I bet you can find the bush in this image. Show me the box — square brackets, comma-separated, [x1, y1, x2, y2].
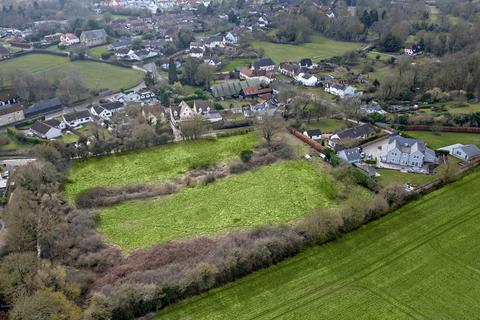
[0, 135, 11, 146]
[214, 102, 224, 110]
[240, 150, 253, 163]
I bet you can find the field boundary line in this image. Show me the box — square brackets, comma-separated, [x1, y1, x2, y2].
[349, 284, 427, 320]
[250, 205, 480, 320]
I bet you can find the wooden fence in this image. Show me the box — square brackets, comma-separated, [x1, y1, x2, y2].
[288, 127, 326, 153]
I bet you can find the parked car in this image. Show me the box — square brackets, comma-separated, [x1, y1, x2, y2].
[2, 170, 10, 178]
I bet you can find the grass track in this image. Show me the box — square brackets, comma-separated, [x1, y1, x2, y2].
[0, 53, 143, 91]
[99, 160, 340, 252]
[156, 170, 480, 319]
[64, 133, 259, 200]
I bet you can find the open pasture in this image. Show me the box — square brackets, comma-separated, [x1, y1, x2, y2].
[64, 133, 259, 200]
[156, 169, 480, 320]
[99, 160, 339, 252]
[0, 53, 143, 91]
[251, 33, 363, 63]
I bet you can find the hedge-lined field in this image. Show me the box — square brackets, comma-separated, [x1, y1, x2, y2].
[156, 169, 480, 319]
[251, 33, 362, 63]
[99, 160, 339, 252]
[407, 131, 480, 149]
[0, 53, 143, 91]
[64, 133, 259, 200]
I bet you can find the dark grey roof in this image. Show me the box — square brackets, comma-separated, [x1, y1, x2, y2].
[64, 110, 91, 122]
[389, 135, 425, 152]
[335, 124, 376, 140]
[31, 121, 51, 135]
[306, 129, 321, 137]
[101, 101, 123, 111]
[26, 98, 62, 117]
[459, 144, 480, 157]
[340, 148, 361, 162]
[92, 105, 104, 114]
[43, 118, 60, 127]
[300, 58, 312, 66]
[254, 58, 275, 69]
[82, 29, 107, 40]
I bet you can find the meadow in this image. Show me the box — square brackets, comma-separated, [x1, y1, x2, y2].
[251, 33, 363, 63]
[0, 53, 143, 91]
[64, 133, 259, 200]
[407, 131, 480, 149]
[99, 160, 339, 252]
[156, 169, 480, 320]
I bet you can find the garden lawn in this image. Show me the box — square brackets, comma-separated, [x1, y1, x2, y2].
[406, 131, 480, 149]
[99, 160, 338, 251]
[64, 133, 259, 200]
[89, 45, 109, 59]
[156, 169, 480, 320]
[305, 119, 347, 133]
[221, 58, 255, 72]
[251, 33, 362, 63]
[0, 53, 143, 91]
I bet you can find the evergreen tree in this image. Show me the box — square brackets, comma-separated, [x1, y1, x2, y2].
[168, 58, 177, 83]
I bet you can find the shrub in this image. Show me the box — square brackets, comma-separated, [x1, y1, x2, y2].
[240, 150, 253, 163]
[0, 135, 11, 146]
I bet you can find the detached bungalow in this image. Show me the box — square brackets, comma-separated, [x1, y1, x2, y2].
[62, 110, 92, 128]
[303, 129, 321, 140]
[439, 144, 480, 161]
[30, 120, 63, 140]
[329, 124, 376, 149]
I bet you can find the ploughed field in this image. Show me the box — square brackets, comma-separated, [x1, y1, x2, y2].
[155, 169, 480, 319]
[99, 160, 339, 252]
[64, 133, 259, 200]
[0, 53, 143, 92]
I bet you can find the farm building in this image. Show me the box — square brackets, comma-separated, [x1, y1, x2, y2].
[0, 104, 24, 126]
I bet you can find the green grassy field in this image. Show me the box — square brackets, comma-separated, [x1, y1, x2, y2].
[99, 160, 339, 251]
[64, 133, 259, 200]
[156, 169, 480, 320]
[304, 119, 347, 133]
[221, 58, 255, 72]
[251, 33, 363, 63]
[407, 131, 480, 149]
[88, 44, 109, 59]
[0, 54, 143, 91]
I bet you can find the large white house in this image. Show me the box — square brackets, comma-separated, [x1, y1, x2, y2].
[380, 135, 436, 168]
[295, 73, 318, 87]
[325, 83, 363, 98]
